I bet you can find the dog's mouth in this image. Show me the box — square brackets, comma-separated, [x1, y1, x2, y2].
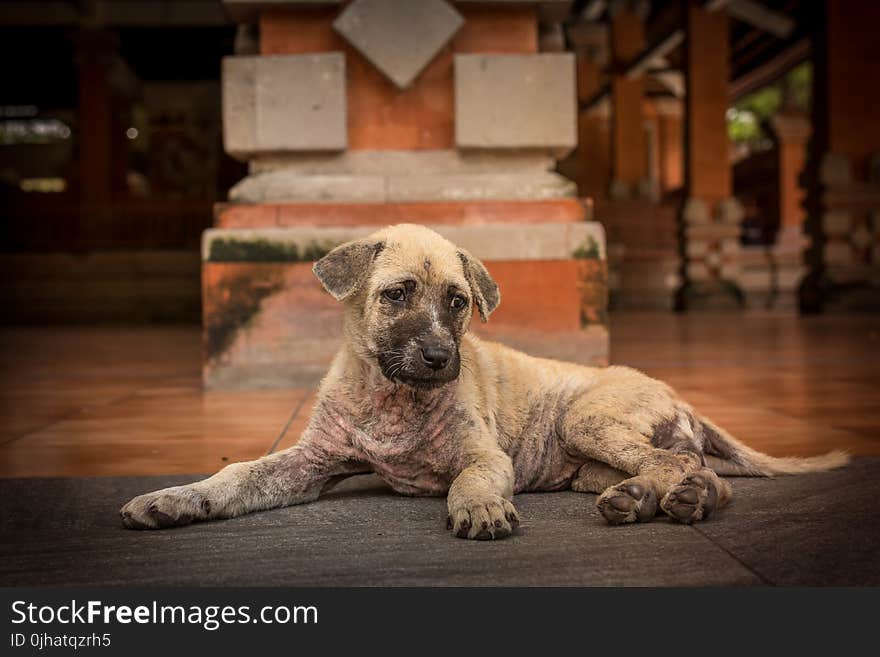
[392, 370, 458, 389]
[377, 352, 461, 389]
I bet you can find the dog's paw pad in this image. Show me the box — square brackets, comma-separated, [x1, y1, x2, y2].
[660, 471, 719, 523]
[597, 479, 658, 525]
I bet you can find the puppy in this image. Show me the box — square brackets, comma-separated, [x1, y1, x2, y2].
[121, 224, 848, 538]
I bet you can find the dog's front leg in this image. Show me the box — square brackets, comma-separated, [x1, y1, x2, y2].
[120, 435, 363, 530]
[446, 448, 519, 540]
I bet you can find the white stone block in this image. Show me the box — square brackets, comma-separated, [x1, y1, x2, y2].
[203, 222, 606, 263]
[686, 241, 709, 258]
[386, 172, 577, 202]
[222, 56, 257, 155]
[682, 197, 710, 225]
[249, 150, 556, 175]
[222, 53, 347, 158]
[720, 238, 741, 256]
[228, 170, 577, 203]
[687, 262, 711, 281]
[716, 197, 745, 225]
[719, 263, 741, 280]
[454, 54, 577, 155]
[229, 173, 385, 203]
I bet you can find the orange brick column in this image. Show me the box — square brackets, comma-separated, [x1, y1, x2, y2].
[685, 4, 730, 207]
[773, 114, 810, 234]
[655, 98, 684, 194]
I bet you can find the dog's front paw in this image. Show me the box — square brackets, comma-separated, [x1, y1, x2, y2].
[120, 486, 211, 530]
[447, 496, 519, 540]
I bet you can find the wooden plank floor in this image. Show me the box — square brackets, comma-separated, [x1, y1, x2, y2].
[0, 313, 878, 478]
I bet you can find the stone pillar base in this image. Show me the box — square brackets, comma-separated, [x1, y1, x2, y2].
[803, 152, 880, 311]
[740, 226, 808, 311]
[600, 198, 680, 311]
[678, 196, 744, 310]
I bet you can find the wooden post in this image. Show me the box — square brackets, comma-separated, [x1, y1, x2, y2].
[574, 55, 612, 201]
[802, 0, 880, 311]
[685, 1, 730, 207]
[74, 30, 116, 245]
[609, 3, 647, 198]
[771, 114, 810, 232]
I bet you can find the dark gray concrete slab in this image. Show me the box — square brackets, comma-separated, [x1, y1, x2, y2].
[694, 457, 880, 586]
[2, 460, 879, 586]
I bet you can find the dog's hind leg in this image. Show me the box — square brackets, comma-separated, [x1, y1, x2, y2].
[570, 459, 627, 493]
[558, 401, 731, 525]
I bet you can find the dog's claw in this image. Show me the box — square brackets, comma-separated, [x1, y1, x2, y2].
[448, 497, 519, 540]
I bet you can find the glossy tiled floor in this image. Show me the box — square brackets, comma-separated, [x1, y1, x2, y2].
[1, 313, 878, 477]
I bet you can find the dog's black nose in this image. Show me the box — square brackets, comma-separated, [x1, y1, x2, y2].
[420, 345, 451, 370]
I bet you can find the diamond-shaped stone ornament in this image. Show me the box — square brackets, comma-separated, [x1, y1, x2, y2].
[333, 0, 464, 89]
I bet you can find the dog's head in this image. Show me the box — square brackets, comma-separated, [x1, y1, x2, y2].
[313, 224, 499, 389]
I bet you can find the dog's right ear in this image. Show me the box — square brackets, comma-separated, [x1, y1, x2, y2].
[458, 249, 500, 322]
[313, 240, 384, 301]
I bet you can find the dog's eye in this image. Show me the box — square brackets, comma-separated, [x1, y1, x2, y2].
[450, 295, 467, 310]
[383, 288, 406, 302]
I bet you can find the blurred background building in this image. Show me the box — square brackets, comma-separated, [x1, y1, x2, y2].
[0, 0, 877, 486]
[1, 0, 878, 386]
[0, 0, 246, 324]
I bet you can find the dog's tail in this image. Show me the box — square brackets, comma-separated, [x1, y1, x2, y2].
[698, 414, 850, 476]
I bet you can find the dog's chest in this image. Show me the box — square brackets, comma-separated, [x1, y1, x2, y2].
[329, 386, 467, 495]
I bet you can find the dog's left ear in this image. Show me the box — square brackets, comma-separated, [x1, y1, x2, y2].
[313, 239, 384, 301]
[458, 249, 500, 322]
